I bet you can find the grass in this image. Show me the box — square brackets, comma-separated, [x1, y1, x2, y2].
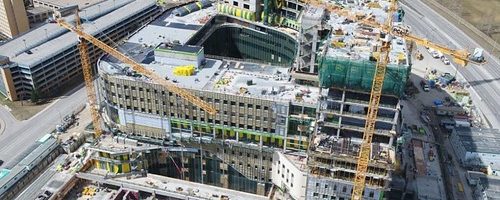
[435, 0, 500, 42]
[0, 93, 54, 121]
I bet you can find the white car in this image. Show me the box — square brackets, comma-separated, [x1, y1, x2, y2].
[441, 57, 450, 65]
[427, 47, 435, 54]
[431, 51, 440, 58]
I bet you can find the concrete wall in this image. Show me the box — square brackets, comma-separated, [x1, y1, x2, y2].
[0, 0, 29, 38]
[271, 152, 307, 200]
[100, 73, 294, 148]
[306, 176, 383, 200]
[154, 48, 205, 68]
[230, 0, 261, 12]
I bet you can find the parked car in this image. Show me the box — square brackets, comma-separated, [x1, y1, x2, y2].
[427, 47, 435, 54]
[441, 56, 450, 65]
[420, 80, 430, 92]
[431, 51, 441, 58]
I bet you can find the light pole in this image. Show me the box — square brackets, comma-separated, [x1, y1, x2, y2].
[22, 39, 27, 49]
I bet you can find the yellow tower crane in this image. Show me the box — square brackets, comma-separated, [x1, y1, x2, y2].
[349, 0, 484, 199]
[53, 9, 217, 138]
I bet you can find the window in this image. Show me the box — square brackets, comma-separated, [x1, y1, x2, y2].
[239, 102, 244, 107]
[223, 100, 228, 104]
[247, 104, 253, 108]
[243, 3, 250, 9]
[233, 1, 238, 6]
[342, 186, 347, 193]
[313, 193, 319, 197]
[325, 184, 328, 188]
[231, 101, 236, 106]
[264, 106, 269, 111]
[323, 195, 328, 199]
[369, 191, 374, 198]
[316, 183, 320, 187]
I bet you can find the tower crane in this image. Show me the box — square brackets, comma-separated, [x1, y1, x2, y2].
[53, 9, 217, 138]
[348, 0, 484, 199]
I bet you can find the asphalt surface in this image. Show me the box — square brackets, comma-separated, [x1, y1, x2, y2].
[401, 0, 500, 129]
[0, 85, 87, 167]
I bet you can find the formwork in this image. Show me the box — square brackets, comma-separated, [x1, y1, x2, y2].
[318, 56, 411, 97]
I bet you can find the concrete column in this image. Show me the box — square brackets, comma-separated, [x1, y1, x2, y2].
[309, 28, 318, 73]
[337, 90, 346, 137]
[221, 174, 229, 188]
[256, 182, 266, 196]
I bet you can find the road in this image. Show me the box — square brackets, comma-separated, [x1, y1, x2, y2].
[0, 85, 87, 167]
[401, 0, 500, 129]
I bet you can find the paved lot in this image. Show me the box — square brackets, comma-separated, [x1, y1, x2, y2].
[0, 84, 89, 167]
[402, 0, 500, 129]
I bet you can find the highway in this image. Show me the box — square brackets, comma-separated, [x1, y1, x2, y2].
[401, 0, 500, 129]
[0, 85, 87, 167]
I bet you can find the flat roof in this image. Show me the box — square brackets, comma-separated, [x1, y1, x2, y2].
[157, 44, 203, 54]
[480, 175, 500, 200]
[125, 6, 217, 47]
[34, 0, 105, 9]
[0, 0, 137, 65]
[454, 128, 500, 154]
[106, 173, 269, 200]
[323, 0, 409, 66]
[100, 7, 323, 105]
[89, 135, 162, 155]
[415, 176, 445, 200]
[0, 136, 58, 194]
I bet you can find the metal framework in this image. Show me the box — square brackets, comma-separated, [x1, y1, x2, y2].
[351, 1, 397, 199]
[350, 0, 483, 198]
[74, 12, 103, 137]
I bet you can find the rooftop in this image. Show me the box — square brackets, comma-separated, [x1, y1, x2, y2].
[0, 135, 58, 195]
[88, 135, 162, 155]
[0, 0, 144, 66]
[100, 7, 323, 105]
[454, 127, 500, 154]
[415, 176, 445, 200]
[125, 5, 217, 47]
[79, 171, 268, 200]
[34, 0, 105, 9]
[324, 0, 409, 66]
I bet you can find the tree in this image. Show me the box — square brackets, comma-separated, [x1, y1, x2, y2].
[31, 88, 40, 104]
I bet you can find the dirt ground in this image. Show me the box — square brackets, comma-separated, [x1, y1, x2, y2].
[0, 94, 53, 120]
[435, 0, 500, 42]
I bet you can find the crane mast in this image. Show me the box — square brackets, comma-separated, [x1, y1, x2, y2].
[54, 9, 217, 138]
[73, 11, 103, 138]
[351, 1, 397, 199]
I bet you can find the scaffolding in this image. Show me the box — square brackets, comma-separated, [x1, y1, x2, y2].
[318, 57, 410, 97]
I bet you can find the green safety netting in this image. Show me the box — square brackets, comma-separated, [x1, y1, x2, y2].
[319, 56, 411, 97]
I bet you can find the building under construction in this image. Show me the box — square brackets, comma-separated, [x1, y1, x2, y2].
[94, 0, 409, 199]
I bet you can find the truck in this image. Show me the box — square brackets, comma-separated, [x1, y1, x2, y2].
[470, 48, 485, 63]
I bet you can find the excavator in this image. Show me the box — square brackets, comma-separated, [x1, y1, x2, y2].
[53, 8, 217, 139]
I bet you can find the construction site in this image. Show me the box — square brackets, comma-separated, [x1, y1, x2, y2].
[0, 0, 492, 199]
